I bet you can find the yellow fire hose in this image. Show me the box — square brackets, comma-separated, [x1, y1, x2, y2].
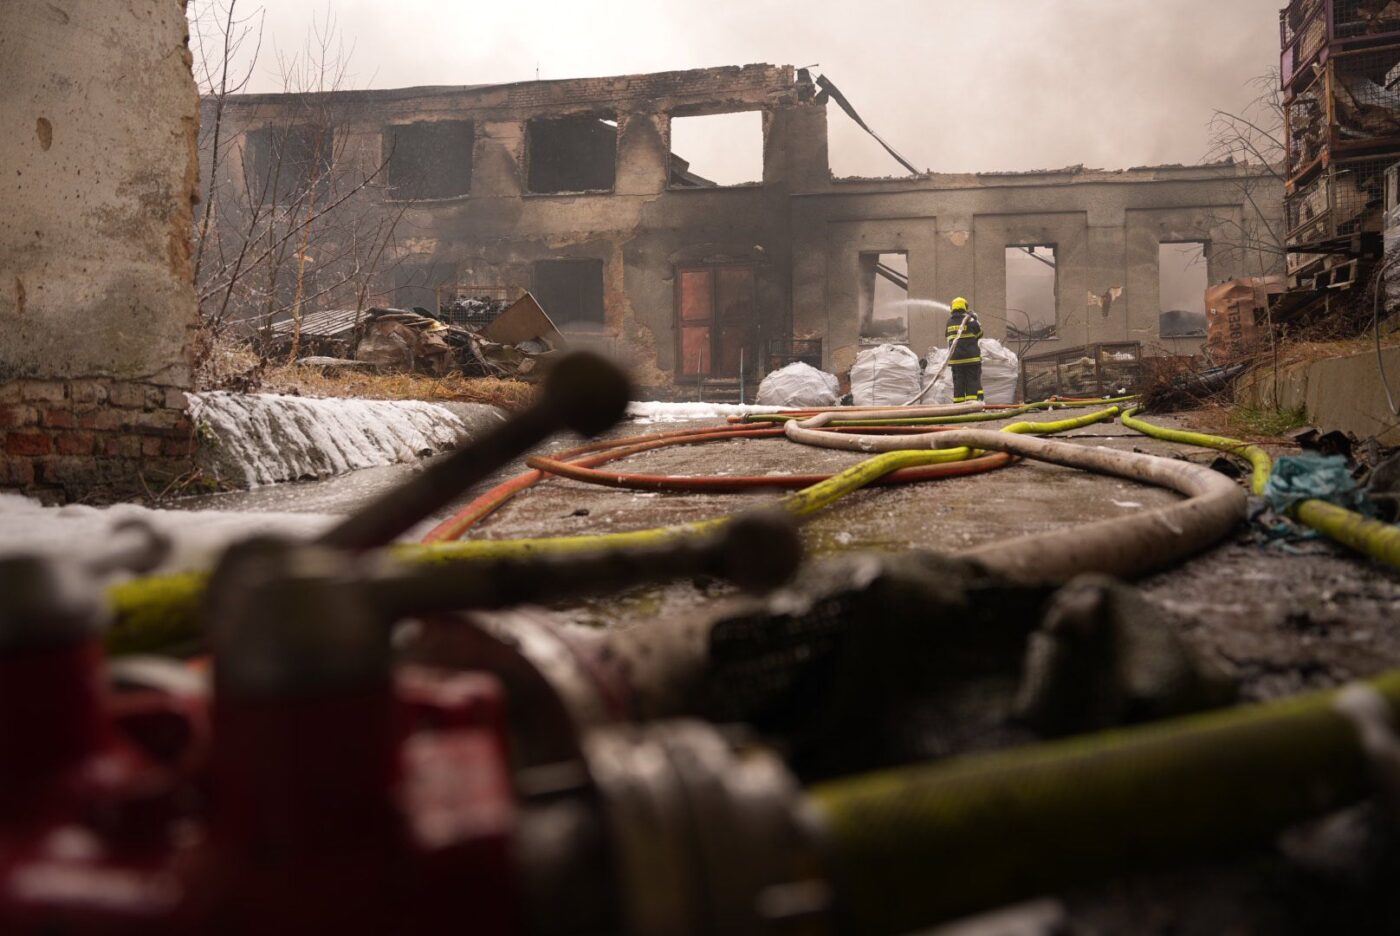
[1122, 407, 1400, 572]
[104, 407, 1120, 654]
[739, 395, 1141, 427]
[810, 668, 1400, 933]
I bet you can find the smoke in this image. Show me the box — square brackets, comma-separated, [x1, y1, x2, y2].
[227, 0, 1281, 181]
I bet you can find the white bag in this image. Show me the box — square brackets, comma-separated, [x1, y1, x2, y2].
[919, 347, 954, 404]
[850, 344, 923, 406]
[921, 339, 1021, 404]
[756, 361, 841, 407]
[979, 338, 1021, 404]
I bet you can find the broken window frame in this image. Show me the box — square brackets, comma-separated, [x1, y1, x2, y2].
[531, 258, 606, 330]
[675, 264, 757, 379]
[857, 251, 910, 343]
[524, 113, 619, 195]
[666, 109, 767, 190]
[244, 123, 334, 205]
[383, 119, 475, 201]
[1157, 240, 1211, 338]
[1004, 244, 1060, 343]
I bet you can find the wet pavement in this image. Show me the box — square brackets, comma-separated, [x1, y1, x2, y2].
[177, 407, 1400, 698]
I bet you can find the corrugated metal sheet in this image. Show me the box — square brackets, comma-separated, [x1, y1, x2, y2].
[268, 309, 366, 338]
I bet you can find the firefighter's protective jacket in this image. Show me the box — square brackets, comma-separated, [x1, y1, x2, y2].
[946, 309, 984, 365]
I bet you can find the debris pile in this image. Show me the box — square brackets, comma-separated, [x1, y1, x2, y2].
[267, 293, 568, 381]
[1022, 342, 1143, 399]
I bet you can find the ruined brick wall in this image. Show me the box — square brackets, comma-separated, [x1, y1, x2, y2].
[210, 64, 821, 396]
[0, 1, 200, 501]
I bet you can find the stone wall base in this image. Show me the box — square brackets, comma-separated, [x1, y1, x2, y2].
[0, 378, 194, 503]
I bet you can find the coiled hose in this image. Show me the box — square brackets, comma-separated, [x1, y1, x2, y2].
[783, 407, 1248, 583]
[1122, 407, 1400, 572]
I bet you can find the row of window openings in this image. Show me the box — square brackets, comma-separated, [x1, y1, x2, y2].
[246, 112, 765, 203]
[858, 243, 1210, 343]
[399, 241, 1208, 349]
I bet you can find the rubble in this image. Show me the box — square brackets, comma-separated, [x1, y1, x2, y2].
[265, 295, 568, 382]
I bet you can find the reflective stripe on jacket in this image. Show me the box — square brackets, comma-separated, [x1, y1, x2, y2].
[946, 309, 983, 364]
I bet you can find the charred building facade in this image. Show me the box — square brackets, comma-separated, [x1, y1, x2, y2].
[206, 65, 1283, 395]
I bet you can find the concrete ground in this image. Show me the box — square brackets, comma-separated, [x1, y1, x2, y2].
[185, 407, 1400, 698]
[177, 406, 1400, 934]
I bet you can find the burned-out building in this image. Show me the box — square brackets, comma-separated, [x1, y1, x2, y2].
[205, 65, 1283, 396]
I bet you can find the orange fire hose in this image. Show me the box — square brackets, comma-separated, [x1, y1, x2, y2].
[525, 450, 1015, 493]
[421, 422, 971, 542]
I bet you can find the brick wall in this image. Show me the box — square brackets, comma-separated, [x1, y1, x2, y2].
[1, 379, 194, 503]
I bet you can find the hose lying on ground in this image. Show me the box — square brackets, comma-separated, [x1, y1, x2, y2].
[809, 668, 1400, 934]
[1120, 407, 1273, 495]
[1123, 407, 1400, 572]
[738, 395, 1141, 428]
[104, 409, 1119, 654]
[784, 408, 1248, 583]
[526, 449, 1013, 493]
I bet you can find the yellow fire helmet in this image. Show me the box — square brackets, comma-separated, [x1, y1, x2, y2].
[951, 297, 969, 312]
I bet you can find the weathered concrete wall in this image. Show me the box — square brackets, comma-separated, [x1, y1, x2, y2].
[792, 167, 1283, 375]
[210, 64, 1280, 393]
[0, 1, 200, 499]
[212, 66, 816, 395]
[1237, 346, 1400, 445]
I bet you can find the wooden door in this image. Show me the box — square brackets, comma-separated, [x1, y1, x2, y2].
[677, 265, 754, 378]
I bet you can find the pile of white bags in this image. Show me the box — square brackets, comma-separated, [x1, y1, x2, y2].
[850, 344, 923, 406]
[919, 338, 1021, 404]
[755, 361, 841, 407]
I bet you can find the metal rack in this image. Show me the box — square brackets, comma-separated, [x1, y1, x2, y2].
[1282, 0, 1400, 96]
[1282, 1, 1400, 302]
[1285, 44, 1400, 189]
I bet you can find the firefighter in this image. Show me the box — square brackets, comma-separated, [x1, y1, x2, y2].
[945, 297, 984, 403]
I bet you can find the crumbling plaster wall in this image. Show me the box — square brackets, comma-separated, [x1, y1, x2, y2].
[792, 167, 1283, 373]
[214, 66, 820, 393]
[1, 1, 200, 500]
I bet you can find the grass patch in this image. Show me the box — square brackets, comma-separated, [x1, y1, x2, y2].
[1226, 405, 1309, 440]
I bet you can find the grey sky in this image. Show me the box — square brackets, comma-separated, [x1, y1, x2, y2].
[213, 0, 1283, 179]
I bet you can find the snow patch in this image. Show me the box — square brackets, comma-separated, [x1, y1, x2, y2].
[190, 391, 466, 487]
[626, 401, 787, 423]
[0, 493, 336, 577]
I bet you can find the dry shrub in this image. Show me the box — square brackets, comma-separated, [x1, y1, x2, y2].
[194, 330, 265, 392]
[262, 364, 538, 411]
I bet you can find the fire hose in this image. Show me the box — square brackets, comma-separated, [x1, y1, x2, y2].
[11, 352, 1400, 934]
[521, 408, 1117, 495]
[735, 394, 1141, 427]
[105, 404, 1122, 655]
[807, 667, 1400, 934]
[782, 408, 1247, 583]
[1121, 407, 1400, 572]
